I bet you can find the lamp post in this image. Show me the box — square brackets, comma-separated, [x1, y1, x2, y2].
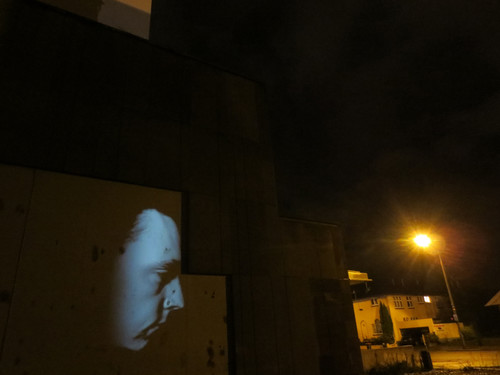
[413, 234, 466, 348]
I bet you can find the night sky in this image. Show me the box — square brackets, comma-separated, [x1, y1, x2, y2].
[107, 0, 500, 332]
[264, 0, 500, 332]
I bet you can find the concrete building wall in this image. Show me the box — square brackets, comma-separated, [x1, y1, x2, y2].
[0, 1, 362, 374]
[360, 346, 424, 371]
[433, 323, 460, 342]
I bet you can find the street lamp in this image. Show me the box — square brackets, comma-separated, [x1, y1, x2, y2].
[413, 234, 466, 348]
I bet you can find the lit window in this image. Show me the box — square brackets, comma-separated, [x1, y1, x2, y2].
[417, 296, 424, 303]
[371, 298, 379, 306]
[424, 296, 431, 303]
[393, 296, 403, 309]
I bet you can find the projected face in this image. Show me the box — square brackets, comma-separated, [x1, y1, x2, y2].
[113, 209, 184, 351]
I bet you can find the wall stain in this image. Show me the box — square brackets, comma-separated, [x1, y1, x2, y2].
[211, 291, 215, 298]
[15, 203, 25, 214]
[14, 357, 20, 365]
[223, 315, 227, 324]
[219, 345, 225, 356]
[207, 340, 215, 368]
[90, 285, 96, 294]
[0, 198, 4, 211]
[0, 290, 11, 303]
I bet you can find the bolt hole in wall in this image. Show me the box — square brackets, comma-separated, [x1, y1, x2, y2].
[0, 164, 228, 375]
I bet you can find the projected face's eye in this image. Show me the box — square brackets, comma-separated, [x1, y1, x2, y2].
[152, 263, 180, 294]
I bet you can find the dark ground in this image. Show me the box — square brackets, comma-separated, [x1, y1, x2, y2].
[428, 370, 500, 375]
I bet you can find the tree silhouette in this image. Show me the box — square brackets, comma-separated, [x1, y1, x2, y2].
[380, 302, 394, 344]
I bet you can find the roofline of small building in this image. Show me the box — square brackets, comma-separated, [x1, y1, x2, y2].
[353, 293, 445, 303]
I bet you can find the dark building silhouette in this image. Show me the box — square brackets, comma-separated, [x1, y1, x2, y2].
[0, 1, 363, 374]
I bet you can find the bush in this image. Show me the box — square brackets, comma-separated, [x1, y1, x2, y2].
[368, 361, 422, 375]
[426, 332, 440, 344]
[364, 335, 394, 346]
[461, 325, 477, 341]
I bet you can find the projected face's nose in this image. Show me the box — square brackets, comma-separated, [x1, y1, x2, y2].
[159, 277, 184, 324]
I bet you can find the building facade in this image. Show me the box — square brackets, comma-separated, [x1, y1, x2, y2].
[353, 294, 460, 345]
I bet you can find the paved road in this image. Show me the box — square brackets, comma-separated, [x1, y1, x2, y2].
[430, 370, 500, 375]
[430, 348, 500, 369]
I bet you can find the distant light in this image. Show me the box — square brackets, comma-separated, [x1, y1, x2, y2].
[424, 296, 431, 303]
[414, 234, 431, 248]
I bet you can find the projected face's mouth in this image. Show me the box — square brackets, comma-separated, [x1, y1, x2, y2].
[135, 324, 160, 341]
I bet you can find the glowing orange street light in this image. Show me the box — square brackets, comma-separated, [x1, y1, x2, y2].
[413, 234, 466, 348]
[414, 234, 431, 248]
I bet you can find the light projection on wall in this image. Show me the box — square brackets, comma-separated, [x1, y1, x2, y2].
[113, 209, 184, 351]
[38, 0, 152, 39]
[0, 165, 228, 375]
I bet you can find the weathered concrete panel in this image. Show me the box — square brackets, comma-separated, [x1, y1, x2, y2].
[361, 347, 423, 372]
[270, 276, 294, 375]
[313, 226, 338, 279]
[190, 67, 222, 132]
[310, 278, 363, 375]
[116, 110, 150, 185]
[234, 200, 251, 275]
[286, 276, 321, 375]
[143, 118, 182, 189]
[232, 274, 258, 375]
[0, 165, 34, 349]
[64, 121, 97, 176]
[282, 222, 322, 278]
[187, 192, 221, 274]
[247, 205, 284, 276]
[181, 126, 219, 195]
[220, 212, 237, 275]
[149, 49, 191, 122]
[252, 275, 279, 375]
[218, 136, 238, 214]
[220, 75, 259, 142]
